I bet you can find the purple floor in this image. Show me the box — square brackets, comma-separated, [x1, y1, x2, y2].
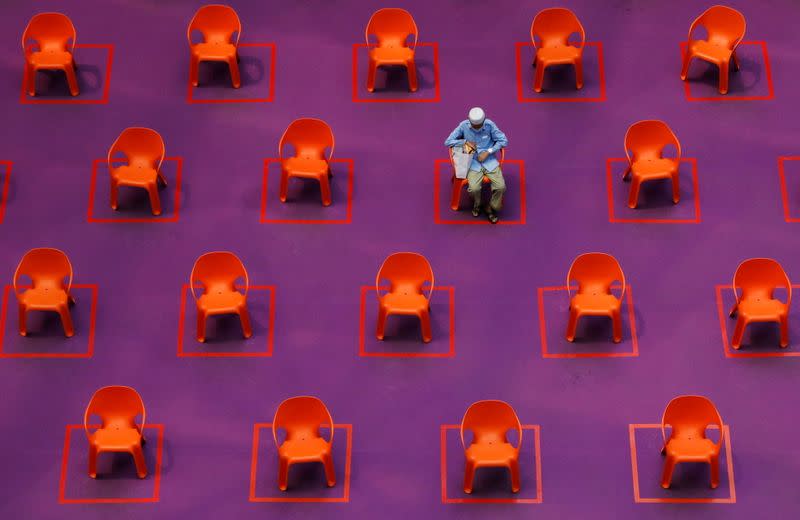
[1, 0, 799, 518]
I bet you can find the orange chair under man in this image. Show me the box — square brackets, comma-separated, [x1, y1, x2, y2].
[108, 127, 167, 215]
[729, 258, 791, 349]
[530, 8, 585, 92]
[22, 12, 79, 97]
[566, 252, 625, 343]
[365, 8, 418, 92]
[279, 118, 335, 206]
[461, 400, 522, 494]
[272, 396, 336, 491]
[623, 120, 682, 209]
[660, 395, 724, 489]
[449, 147, 505, 211]
[375, 252, 434, 343]
[190, 251, 252, 343]
[188, 4, 242, 88]
[84, 385, 148, 479]
[680, 5, 746, 95]
[14, 248, 76, 337]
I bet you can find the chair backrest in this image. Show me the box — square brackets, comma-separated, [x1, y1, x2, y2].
[567, 252, 625, 300]
[188, 4, 241, 46]
[13, 248, 72, 295]
[279, 118, 334, 162]
[460, 400, 522, 450]
[531, 8, 585, 49]
[272, 395, 333, 445]
[22, 12, 76, 53]
[108, 127, 165, 172]
[624, 120, 681, 164]
[190, 251, 249, 301]
[84, 385, 146, 438]
[365, 8, 418, 49]
[661, 395, 723, 448]
[690, 5, 745, 49]
[376, 252, 434, 300]
[733, 258, 791, 306]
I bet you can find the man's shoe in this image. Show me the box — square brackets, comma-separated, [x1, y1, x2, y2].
[487, 208, 499, 224]
[472, 206, 481, 217]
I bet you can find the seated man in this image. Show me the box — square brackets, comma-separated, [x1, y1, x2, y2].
[444, 107, 508, 224]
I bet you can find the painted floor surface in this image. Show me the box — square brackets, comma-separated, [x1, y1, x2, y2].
[1, 0, 799, 518]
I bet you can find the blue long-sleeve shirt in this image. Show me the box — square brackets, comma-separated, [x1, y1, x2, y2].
[444, 119, 508, 172]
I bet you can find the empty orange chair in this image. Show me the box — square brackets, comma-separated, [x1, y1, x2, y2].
[22, 12, 79, 97]
[272, 396, 336, 491]
[188, 4, 242, 88]
[190, 251, 252, 343]
[623, 120, 681, 209]
[365, 8, 418, 92]
[531, 8, 585, 92]
[84, 386, 148, 479]
[108, 128, 167, 215]
[680, 5, 745, 95]
[279, 118, 335, 206]
[566, 253, 625, 343]
[660, 395, 723, 489]
[376, 252, 434, 343]
[449, 148, 505, 211]
[461, 400, 522, 494]
[729, 258, 791, 349]
[14, 248, 75, 337]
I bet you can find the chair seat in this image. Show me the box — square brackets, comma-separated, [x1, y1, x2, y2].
[738, 297, 788, 321]
[283, 157, 329, 177]
[465, 442, 518, 465]
[112, 164, 158, 186]
[19, 287, 68, 308]
[369, 46, 414, 64]
[665, 437, 719, 460]
[192, 42, 237, 60]
[91, 427, 142, 451]
[536, 45, 581, 64]
[28, 50, 73, 68]
[571, 293, 621, 314]
[278, 437, 330, 462]
[380, 292, 428, 314]
[688, 40, 733, 64]
[631, 158, 679, 179]
[198, 290, 245, 314]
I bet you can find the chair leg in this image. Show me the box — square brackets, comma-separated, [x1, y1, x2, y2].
[780, 315, 789, 348]
[628, 177, 642, 209]
[58, 304, 75, 338]
[18, 304, 27, 336]
[406, 59, 418, 92]
[279, 170, 290, 202]
[25, 63, 36, 96]
[509, 459, 521, 493]
[622, 163, 632, 181]
[319, 174, 332, 206]
[680, 53, 694, 81]
[376, 306, 388, 340]
[450, 178, 464, 211]
[718, 60, 730, 95]
[709, 455, 720, 489]
[533, 59, 546, 92]
[131, 444, 148, 479]
[278, 457, 290, 491]
[367, 58, 377, 92]
[419, 309, 432, 343]
[612, 309, 623, 343]
[566, 308, 579, 342]
[190, 56, 199, 87]
[196, 310, 206, 343]
[660, 456, 676, 489]
[238, 306, 253, 339]
[731, 317, 746, 349]
[323, 452, 336, 487]
[64, 64, 79, 97]
[732, 50, 740, 72]
[574, 59, 583, 90]
[88, 445, 99, 478]
[228, 56, 241, 88]
[110, 180, 119, 210]
[463, 460, 476, 494]
[671, 171, 680, 204]
[146, 183, 162, 216]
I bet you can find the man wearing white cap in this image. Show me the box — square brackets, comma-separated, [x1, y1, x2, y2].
[444, 107, 508, 223]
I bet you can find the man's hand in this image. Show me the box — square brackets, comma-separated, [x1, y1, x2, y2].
[477, 151, 490, 162]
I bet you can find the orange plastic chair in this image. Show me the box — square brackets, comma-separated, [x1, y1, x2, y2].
[13, 248, 75, 337]
[22, 12, 79, 97]
[449, 148, 505, 211]
[84, 386, 147, 479]
[279, 118, 335, 206]
[623, 120, 682, 209]
[272, 396, 336, 491]
[376, 252, 434, 343]
[566, 252, 625, 343]
[108, 128, 167, 215]
[460, 400, 522, 494]
[365, 8, 419, 92]
[680, 5, 746, 95]
[531, 8, 585, 92]
[188, 4, 242, 88]
[660, 395, 723, 489]
[729, 258, 791, 349]
[190, 251, 252, 343]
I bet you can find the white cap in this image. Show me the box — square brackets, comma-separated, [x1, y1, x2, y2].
[468, 107, 485, 126]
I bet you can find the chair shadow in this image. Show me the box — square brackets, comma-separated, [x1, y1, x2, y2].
[33, 65, 102, 97]
[197, 56, 264, 88]
[373, 59, 435, 92]
[686, 57, 761, 94]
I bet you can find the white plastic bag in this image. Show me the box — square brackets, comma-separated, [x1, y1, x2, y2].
[451, 145, 474, 179]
